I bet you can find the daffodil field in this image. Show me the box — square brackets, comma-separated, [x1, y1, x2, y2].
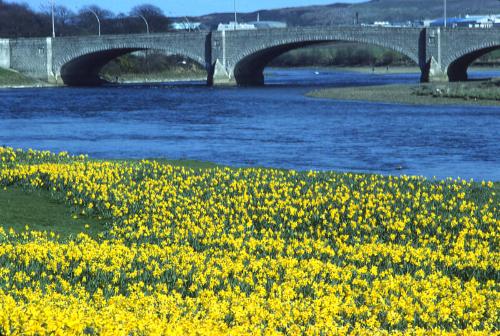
[0, 146, 498, 335]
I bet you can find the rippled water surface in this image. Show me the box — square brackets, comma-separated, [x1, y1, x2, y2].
[1, 68, 499, 180]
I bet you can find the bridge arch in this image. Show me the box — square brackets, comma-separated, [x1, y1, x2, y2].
[446, 42, 500, 81]
[230, 33, 420, 86]
[56, 43, 208, 86]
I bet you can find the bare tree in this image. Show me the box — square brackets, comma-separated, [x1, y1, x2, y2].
[0, 2, 48, 37]
[73, 6, 113, 35]
[130, 4, 170, 33]
[130, 4, 165, 18]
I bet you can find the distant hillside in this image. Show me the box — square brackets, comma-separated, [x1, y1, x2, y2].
[185, 0, 500, 28]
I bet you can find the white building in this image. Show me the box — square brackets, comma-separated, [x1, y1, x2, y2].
[217, 22, 257, 31]
[373, 21, 391, 27]
[217, 14, 287, 31]
[170, 22, 204, 31]
[461, 15, 497, 28]
[247, 13, 287, 29]
[248, 21, 287, 29]
[429, 14, 500, 28]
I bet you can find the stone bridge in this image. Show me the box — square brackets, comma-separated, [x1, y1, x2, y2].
[0, 32, 209, 86]
[0, 26, 499, 86]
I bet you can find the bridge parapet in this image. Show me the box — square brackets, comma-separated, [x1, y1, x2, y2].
[421, 27, 500, 81]
[2, 27, 500, 86]
[52, 32, 210, 85]
[5, 32, 210, 85]
[211, 27, 424, 85]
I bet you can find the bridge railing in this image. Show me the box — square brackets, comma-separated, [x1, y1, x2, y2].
[4, 25, 500, 41]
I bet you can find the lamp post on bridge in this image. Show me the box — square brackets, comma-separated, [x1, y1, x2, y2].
[234, 0, 237, 30]
[138, 15, 150, 34]
[136, 14, 150, 78]
[444, 0, 447, 28]
[51, 0, 55, 38]
[88, 9, 101, 36]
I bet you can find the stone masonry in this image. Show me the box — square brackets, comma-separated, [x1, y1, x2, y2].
[0, 27, 498, 86]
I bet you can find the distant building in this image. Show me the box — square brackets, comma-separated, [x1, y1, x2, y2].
[411, 20, 426, 28]
[373, 21, 391, 27]
[390, 21, 413, 28]
[248, 21, 287, 29]
[217, 14, 287, 31]
[247, 13, 287, 29]
[170, 22, 205, 31]
[429, 14, 500, 28]
[422, 20, 434, 28]
[217, 22, 257, 31]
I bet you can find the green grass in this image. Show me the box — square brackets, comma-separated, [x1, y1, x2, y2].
[414, 80, 500, 101]
[309, 82, 500, 106]
[0, 67, 39, 87]
[0, 186, 106, 239]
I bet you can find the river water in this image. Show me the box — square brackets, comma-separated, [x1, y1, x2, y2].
[0, 68, 499, 181]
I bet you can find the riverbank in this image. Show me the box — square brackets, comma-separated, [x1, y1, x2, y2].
[101, 69, 207, 85]
[109, 77, 207, 84]
[283, 65, 500, 76]
[309, 80, 500, 106]
[0, 68, 207, 89]
[324, 65, 500, 75]
[3, 65, 499, 89]
[0, 68, 51, 88]
[326, 65, 420, 74]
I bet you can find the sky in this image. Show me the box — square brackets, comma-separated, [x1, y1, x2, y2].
[19, 0, 367, 16]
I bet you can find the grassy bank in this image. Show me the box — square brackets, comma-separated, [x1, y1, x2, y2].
[326, 65, 421, 74]
[0, 146, 498, 334]
[100, 69, 207, 84]
[0, 66, 206, 88]
[309, 65, 500, 75]
[101, 53, 207, 84]
[0, 67, 42, 87]
[309, 80, 500, 106]
[414, 79, 500, 102]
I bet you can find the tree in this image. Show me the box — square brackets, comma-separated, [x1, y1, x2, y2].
[53, 6, 75, 36]
[73, 6, 115, 35]
[130, 4, 170, 33]
[130, 4, 164, 18]
[0, 2, 48, 37]
[0, 2, 171, 38]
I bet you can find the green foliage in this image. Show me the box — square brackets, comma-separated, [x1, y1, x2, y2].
[0, 1, 171, 38]
[271, 44, 414, 67]
[309, 82, 500, 107]
[475, 50, 500, 65]
[414, 81, 500, 101]
[101, 52, 205, 80]
[271, 43, 499, 69]
[0, 68, 38, 86]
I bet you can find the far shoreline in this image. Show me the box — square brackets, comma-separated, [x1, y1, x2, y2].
[268, 65, 500, 75]
[0, 67, 208, 89]
[2, 66, 500, 101]
[308, 82, 500, 107]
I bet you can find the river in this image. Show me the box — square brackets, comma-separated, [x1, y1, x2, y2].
[0, 68, 499, 181]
